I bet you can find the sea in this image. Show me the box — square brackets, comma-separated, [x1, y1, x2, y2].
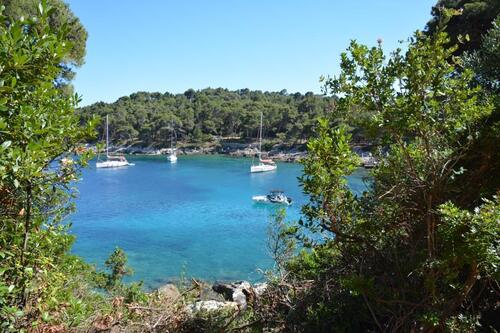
[69, 155, 368, 289]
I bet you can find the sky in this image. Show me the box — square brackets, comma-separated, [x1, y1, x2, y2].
[67, 0, 436, 106]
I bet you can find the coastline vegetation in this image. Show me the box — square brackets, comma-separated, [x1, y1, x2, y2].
[0, 0, 498, 332]
[77, 89, 336, 149]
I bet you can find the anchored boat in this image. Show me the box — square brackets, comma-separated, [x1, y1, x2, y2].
[166, 120, 177, 163]
[252, 190, 292, 205]
[250, 111, 277, 173]
[96, 115, 133, 168]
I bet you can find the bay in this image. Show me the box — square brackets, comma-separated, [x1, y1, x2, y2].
[70, 155, 367, 289]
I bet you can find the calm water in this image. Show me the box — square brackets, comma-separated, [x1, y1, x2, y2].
[70, 155, 367, 289]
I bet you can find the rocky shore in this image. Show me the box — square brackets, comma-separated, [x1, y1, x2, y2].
[96, 141, 376, 166]
[158, 280, 268, 314]
[116, 141, 308, 163]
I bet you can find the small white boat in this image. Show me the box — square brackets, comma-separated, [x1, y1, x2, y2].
[167, 121, 177, 163]
[251, 111, 277, 173]
[252, 190, 292, 205]
[96, 155, 132, 168]
[166, 151, 177, 163]
[96, 115, 133, 169]
[360, 152, 378, 169]
[251, 161, 276, 173]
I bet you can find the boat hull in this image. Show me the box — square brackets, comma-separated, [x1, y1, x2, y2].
[250, 164, 277, 173]
[252, 195, 292, 205]
[252, 195, 268, 202]
[96, 161, 131, 168]
[167, 154, 177, 163]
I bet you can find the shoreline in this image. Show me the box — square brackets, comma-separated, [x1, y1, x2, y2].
[107, 142, 309, 163]
[102, 142, 377, 167]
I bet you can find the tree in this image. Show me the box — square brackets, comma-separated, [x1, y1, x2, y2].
[426, 0, 500, 54]
[0, 3, 96, 328]
[103, 248, 133, 291]
[277, 30, 498, 332]
[1, 0, 88, 90]
[184, 88, 196, 101]
[78, 88, 333, 147]
[266, 209, 296, 276]
[453, 16, 500, 208]
[464, 15, 500, 94]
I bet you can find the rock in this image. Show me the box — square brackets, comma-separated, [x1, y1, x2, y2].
[186, 300, 238, 314]
[254, 282, 268, 296]
[232, 289, 247, 309]
[238, 281, 252, 291]
[212, 283, 235, 300]
[110, 326, 121, 333]
[212, 281, 254, 310]
[158, 283, 180, 301]
[199, 283, 225, 301]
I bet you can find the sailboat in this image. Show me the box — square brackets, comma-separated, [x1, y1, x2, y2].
[166, 121, 177, 163]
[250, 111, 277, 173]
[96, 115, 132, 168]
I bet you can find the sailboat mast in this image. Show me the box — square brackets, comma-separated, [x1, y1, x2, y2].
[170, 121, 173, 150]
[259, 111, 263, 160]
[106, 114, 109, 157]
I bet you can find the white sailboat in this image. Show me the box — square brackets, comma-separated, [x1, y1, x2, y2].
[250, 111, 277, 173]
[166, 121, 177, 163]
[96, 115, 132, 168]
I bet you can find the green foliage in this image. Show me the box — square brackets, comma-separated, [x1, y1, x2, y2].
[426, 0, 500, 55]
[0, 2, 96, 329]
[40, 255, 106, 327]
[438, 197, 499, 279]
[282, 29, 498, 332]
[448, 16, 500, 208]
[1, 0, 88, 91]
[464, 15, 500, 94]
[104, 247, 134, 289]
[90, 247, 149, 307]
[266, 208, 296, 276]
[78, 88, 335, 148]
[298, 119, 359, 245]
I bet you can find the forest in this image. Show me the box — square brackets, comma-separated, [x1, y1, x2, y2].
[78, 89, 335, 147]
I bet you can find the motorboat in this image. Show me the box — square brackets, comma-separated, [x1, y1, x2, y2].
[360, 152, 378, 169]
[252, 190, 292, 205]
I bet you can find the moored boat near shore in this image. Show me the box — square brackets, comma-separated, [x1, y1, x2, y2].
[251, 111, 277, 173]
[96, 115, 133, 168]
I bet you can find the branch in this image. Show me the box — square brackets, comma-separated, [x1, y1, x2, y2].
[362, 293, 384, 332]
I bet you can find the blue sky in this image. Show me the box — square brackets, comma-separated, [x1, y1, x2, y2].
[67, 0, 436, 106]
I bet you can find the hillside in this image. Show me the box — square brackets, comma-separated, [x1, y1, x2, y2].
[77, 88, 335, 148]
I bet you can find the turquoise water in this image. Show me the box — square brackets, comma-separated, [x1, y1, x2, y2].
[70, 155, 367, 289]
